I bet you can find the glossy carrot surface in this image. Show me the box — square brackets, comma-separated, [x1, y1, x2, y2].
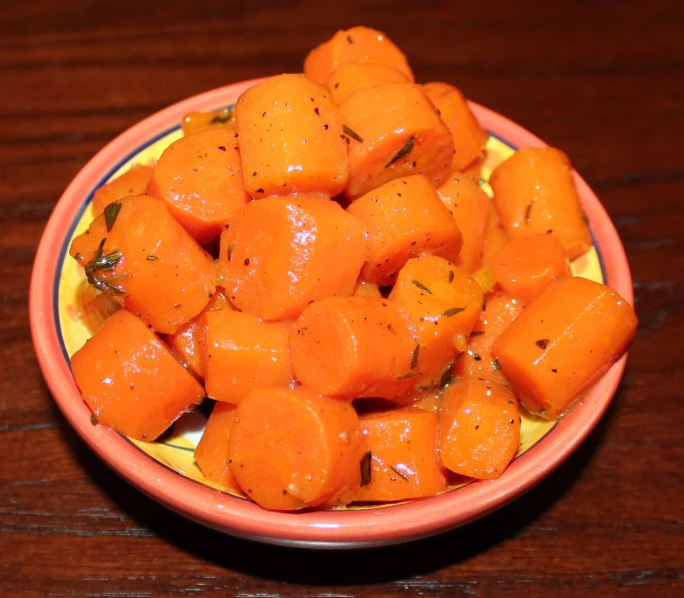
[228, 386, 364, 510]
[219, 195, 367, 321]
[304, 26, 414, 85]
[235, 74, 348, 198]
[492, 277, 638, 417]
[71, 310, 205, 441]
[347, 175, 462, 285]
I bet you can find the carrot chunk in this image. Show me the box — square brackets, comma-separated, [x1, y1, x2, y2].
[70, 195, 216, 334]
[491, 233, 570, 304]
[290, 296, 417, 400]
[165, 288, 233, 378]
[347, 175, 463, 285]
[198, 310, 294, 404]
[71, 310, 205, 440]
[92, 164, 154, 218]
[481, 212, 510, 270]
[181, 106, 234, 137]
[454, 290, 523, 386]
[356, 407, 446, 502]
[219, 195, 367, 321]
[490, 147, 592, 260]
[389, 255, 483, 389]
[325, 62, 409, 104]
[492, 277, 638, 417]
[228, 386, 364, 510]
[304, 26, 414, 85]
[339, 83, 454, 199]
[439, 378, 521, 479]
[438, 174, 493, 273]
[194, 402, 242, 493]
[422, 82, 488, 172]
[235, 74, 348, 198]
[146, 127, 250, 245]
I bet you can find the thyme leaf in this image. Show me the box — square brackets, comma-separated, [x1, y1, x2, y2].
[411, 279, 432, 294]
[104, 202, 122, 232]
[389, 465, 411, 482]
[385, 136, 415, 168]
[411, 344, 420, 370]
[443, 307, 465, 317]
[360, 451, 372, 486]
[342, 125, 364, 143]
[525, 201, 533, 224]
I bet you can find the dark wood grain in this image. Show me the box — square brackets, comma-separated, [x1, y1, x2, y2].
[1, 0, 682, 595]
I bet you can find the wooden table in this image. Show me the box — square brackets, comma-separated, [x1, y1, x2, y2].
[2, 0, 683, 595]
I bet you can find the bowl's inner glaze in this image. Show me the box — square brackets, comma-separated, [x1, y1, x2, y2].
[56, 116, 605, 506]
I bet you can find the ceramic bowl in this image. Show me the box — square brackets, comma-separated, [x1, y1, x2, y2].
[30, 78, 633, 548]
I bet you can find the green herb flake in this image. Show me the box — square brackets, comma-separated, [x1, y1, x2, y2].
[470, 331, 485, 337]
[385, 136, 415, 168]
[360, 451, 372, 486]
[84, 238, 125, 294]
[90, 413, 98, 426]
[209, 107, 232, 124]
[411, 279, 432, 294]
[439, 362, 455, 388]
[342, 125, 364, 143]
[227, 243, 235, 261]
[146, 255, 159, 261]
[525, 201, 533, 224]
[104, 202, 122, 232]
[389, 465, 411, 482]
[448, 270, 454, 283]
[411, 344, 420, 370]
[482, 294, 487, 311]
[443, 307, 465, 318]
[397, 371, 417, 380]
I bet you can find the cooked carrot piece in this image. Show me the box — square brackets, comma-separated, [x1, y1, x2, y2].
[146, 127, 250, 245]
[492, 277, 638, 418]
[219, 195, 366, 321]
[181, 106, 234, 136]
[92, 164, 154, 217]
[481, 212, 509, 270]
[388, 255, 483, 389]
[194, 402, 242, 493]
[347, 175, 463, 285]
[235, 74, 348, 198]
[325, 62, 409, 104]
[490, 147, 592, 260]
[73, 279, 122, 335]
[454, 290, 523, 386]
[439, 377, 521, 479]
[198, 310, 294, 404]
[290, 296, 417, 400]
[71, 310, 205, 441]
[422, 82, 488, 172]
[165, 288, 233, 377]
[491, 233, 570, 304]
[304, 26, 414, 85]
[438, 174, 493, 273]
[353, 279, 383, 298]
[69, 195, 216, 334]
[355, 407, 446, 502]
[339, 83, 454, 199]
[228, 386, 364, 510]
